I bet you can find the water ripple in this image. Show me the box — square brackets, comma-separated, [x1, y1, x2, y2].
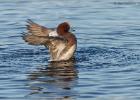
[1, 0, 140, 100]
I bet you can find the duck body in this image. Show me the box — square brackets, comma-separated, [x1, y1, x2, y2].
[23, 20, 77, 61]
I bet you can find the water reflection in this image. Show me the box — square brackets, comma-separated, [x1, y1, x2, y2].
[27, 60, 78, 100]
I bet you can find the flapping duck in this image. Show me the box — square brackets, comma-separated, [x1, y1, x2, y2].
[23, 20, 77, 61]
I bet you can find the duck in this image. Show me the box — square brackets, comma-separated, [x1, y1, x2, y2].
[23, 19, 77, 61]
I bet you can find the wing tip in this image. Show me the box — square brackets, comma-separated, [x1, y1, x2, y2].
[26, 19, 34, 24]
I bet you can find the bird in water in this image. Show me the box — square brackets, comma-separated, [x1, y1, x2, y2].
[23, 19, 77, 61]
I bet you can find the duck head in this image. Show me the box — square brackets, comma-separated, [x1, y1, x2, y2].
[57, 22, 77, 47]
[57, 22, 70, 36]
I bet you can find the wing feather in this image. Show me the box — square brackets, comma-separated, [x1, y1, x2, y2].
[26, 19, 52, 36]
[23, 33, 67, 46]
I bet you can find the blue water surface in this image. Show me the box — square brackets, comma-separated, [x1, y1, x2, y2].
[0, 0, 140, 100]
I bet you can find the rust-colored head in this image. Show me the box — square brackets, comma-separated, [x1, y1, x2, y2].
[57, 22, 70, 36]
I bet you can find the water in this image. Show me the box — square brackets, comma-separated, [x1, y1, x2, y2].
[0, 0, 140, 100]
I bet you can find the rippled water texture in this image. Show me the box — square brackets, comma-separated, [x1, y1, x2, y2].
[0, 0, 140, 100]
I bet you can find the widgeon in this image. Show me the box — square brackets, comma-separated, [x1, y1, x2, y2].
[23, 20, 77, 61]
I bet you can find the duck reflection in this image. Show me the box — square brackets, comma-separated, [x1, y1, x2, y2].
[27, 60, 78, 100]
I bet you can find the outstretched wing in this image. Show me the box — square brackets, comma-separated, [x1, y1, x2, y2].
[23, 33, 67, 45]
[26, 19, 52, 36]
[23, 34, 49, 45]
[23, 33, 67, 60]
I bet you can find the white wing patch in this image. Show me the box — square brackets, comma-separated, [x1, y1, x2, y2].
[49, 31, 58, 37]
